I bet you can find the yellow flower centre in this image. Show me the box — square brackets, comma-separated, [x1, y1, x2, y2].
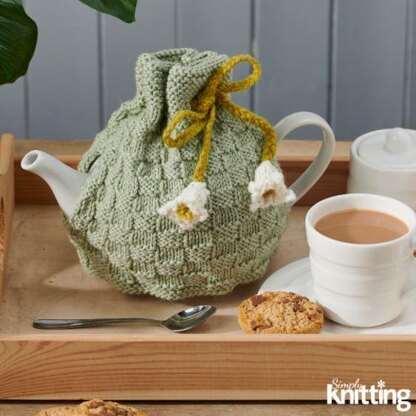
[262, 189, 277, 204]
[176, 203, 193, 221]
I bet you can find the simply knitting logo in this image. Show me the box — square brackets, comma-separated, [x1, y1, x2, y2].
[327, 378, 411, 412]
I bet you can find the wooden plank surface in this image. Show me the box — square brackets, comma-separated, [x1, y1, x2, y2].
[13, 140, 351, 206]
[102, 0, 175, 123]
[0, 401, 402, 415]
[177, 0, 252, 108]
[0, 79, 26, 138]
[2, 1, 416, 140]
[255, 0, 330, 138]
[409, 0, 416, 129]
[24, 0, 101, 139]
[1, 205, 416, 400]
[333, 0, 408, 139]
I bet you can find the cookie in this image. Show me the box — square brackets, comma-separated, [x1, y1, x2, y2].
[36, 406, 75, 416]
[36, 399, 148, 416]
[238, 291, 324, 334]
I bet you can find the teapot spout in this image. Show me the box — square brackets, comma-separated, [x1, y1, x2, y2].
[21, 150, 90, 217]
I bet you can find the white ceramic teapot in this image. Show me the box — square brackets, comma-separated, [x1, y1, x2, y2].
[21, 49, 339, 300]
[21, 112, 336, 217]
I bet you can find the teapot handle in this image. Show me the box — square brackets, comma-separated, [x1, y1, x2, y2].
[274, 111, 336, 205]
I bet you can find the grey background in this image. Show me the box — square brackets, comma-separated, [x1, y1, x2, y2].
[0, 0, 414, 140]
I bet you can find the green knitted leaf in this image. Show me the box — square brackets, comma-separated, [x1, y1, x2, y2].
[78, 0, 138, 23]
[0, 0, 37, 85]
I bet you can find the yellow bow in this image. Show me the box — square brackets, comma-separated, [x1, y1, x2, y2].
[162, 55, 277, 183]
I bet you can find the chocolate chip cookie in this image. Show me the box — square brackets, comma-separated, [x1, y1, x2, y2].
[238, 291, 324, 334]
[36, 399, 148, 416]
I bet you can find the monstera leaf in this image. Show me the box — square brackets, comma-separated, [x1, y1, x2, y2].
[78, 0, 138, 23]
[0, 0, 37, 85]
[0, 0, 138, 85]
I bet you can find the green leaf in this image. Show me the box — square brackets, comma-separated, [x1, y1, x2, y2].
[79, 0, 138, 23]
[0, 0, 37, 85]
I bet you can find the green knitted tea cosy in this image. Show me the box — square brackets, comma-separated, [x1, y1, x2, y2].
[64, 49, 294, 300]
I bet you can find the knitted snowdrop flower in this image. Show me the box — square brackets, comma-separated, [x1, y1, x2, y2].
[248, 161, 296, 213]
[160, 55, 285, 229]
[158, 182, 210, 230]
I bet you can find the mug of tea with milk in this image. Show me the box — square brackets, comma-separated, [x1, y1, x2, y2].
[305, 193, 416, 327]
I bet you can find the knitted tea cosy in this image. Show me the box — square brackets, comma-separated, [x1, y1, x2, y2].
[64, 49, 294, 300]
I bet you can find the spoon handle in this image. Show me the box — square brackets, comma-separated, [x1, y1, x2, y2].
[33, 317, 161, 329]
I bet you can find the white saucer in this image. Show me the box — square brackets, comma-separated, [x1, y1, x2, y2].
[259, 257, 416, 334]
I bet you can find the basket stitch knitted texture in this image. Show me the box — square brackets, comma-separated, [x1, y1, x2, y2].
[64, 49, 291, 300]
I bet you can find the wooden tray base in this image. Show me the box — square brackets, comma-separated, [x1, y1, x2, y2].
[0, 135, 415, 401]
[1, 205, 416, 401]
[1, 206, 307, 337]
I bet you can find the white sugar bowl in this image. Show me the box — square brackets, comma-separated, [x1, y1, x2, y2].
[348, 128, 416, 209]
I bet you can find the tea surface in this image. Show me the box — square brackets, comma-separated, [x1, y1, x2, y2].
[314, 209, 408, 244]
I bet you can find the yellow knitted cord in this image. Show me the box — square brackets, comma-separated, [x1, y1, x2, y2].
[162, 55, 277, 183]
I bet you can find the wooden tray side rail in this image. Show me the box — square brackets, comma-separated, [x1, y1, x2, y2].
[1, 335, 416, 400]
[0, 134, 14, 297]
[13, 140, 351, 206]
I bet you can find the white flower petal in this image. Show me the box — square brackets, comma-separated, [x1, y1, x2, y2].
[158, 181, 210, 230]
[248, 161, 296, 212]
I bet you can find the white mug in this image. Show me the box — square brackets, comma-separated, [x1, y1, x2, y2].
[305, 193, 416, 327]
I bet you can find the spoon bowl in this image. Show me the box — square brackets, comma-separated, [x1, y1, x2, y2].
[33, 305, 217, 332]
[162, 305, 216, 332]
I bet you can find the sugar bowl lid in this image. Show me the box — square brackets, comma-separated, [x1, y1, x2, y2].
[356, 128, 416, 170]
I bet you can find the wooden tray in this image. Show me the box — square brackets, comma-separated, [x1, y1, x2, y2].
[0, 134, 415, 401]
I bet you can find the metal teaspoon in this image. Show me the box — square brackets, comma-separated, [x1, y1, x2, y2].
[33, 305, 216, 332]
